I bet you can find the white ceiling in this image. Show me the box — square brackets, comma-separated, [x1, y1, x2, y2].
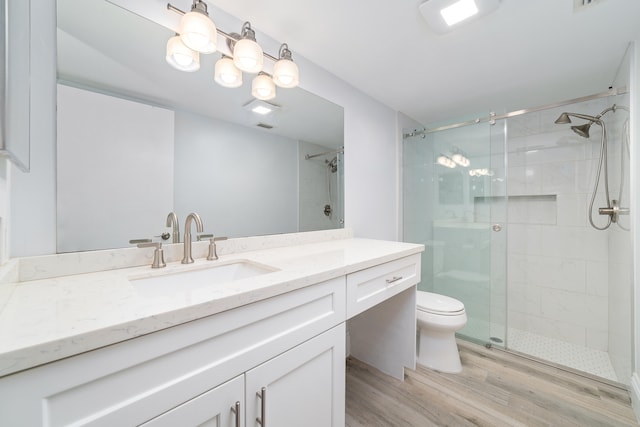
[207, 0, 640, 125]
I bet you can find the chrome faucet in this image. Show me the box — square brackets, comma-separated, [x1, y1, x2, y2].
[166, 212, 180, 243]
[182, 212, 203, 264]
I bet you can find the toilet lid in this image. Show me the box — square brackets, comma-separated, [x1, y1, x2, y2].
[417, 291, 465, 315]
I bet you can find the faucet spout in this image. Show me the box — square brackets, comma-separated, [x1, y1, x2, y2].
[182, 212, 204, 264]
[166, 212, 180, 243]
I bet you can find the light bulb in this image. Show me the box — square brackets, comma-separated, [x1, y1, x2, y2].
[179, 9, 217, 54]
[214, 56, 242, 88]
[273, 44, 299, 88]
[233, 38, 263, 73]
[166, 35, 200, 72]
[252, 74, 276, 100]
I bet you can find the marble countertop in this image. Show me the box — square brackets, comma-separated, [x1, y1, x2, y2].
[0, 232, 423, 377]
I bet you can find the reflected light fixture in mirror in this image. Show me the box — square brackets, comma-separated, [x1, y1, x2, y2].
[215, 55, 242, 87]
[166, 34, 201, 71]
[233, 22, 264, 73]
[252, 73, 276, 100]
[178, 0, 217, 53]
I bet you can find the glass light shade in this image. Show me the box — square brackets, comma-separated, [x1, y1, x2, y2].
[273, 59, 299, 88]
[166, 36, 200, 72]
[233, 38, 264, 73]
[252, 74, 276, 100]
[214, 56, 242, 88]
[179, 11, 217, 54]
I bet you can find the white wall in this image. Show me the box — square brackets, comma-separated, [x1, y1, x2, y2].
[174, 111, 299, 237]
[8, 0, 400, 258]
[57, 85, 175, 252]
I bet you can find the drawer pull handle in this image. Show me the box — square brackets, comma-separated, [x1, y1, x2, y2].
[256, 387, 266, 426]
[231, 401, 241, 427]
[386, 276, 402, 284]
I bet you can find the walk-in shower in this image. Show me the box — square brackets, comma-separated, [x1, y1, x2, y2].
[555, 105, 631, 230]
[299, 145, 344, 230]
[403, 90, 633, 385]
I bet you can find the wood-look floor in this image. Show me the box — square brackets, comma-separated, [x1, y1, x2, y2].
[346, 340, 639, 427]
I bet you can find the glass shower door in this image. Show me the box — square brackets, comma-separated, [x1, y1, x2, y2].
[403, 120, 507, 346]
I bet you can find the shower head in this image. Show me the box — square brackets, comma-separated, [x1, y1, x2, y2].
[326, 156, 338, 173]
[570, 123, 592, 138]
[554, 113, 572, 124]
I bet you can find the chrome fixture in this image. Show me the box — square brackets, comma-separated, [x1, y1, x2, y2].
[196, 233, 226, 260]
[133, 240, 166, 268]
[554, 104, 630, 230]
[304, 146, 344, 160]
[166, 1, 300, 98]
[182, 212, 204, 264]
[166, 212, 180, 243]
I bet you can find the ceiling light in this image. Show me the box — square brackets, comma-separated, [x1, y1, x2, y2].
[272, 44, 299, 88]
[252, 73, 276, 100]
[214, 55, 242, 88]
[243, 99, 280, 115]
[178, 0, 217, 54]
[440, 0, 478, 26]
[419, 0, 500, 34]
[233, 22, 264, 73]
[166, 35, 200, 72]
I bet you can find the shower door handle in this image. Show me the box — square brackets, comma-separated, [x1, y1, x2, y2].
[492, 224, 502, 232]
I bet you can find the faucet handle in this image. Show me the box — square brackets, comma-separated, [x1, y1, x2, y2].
[206, 236, 227, 261]
[129, 238, 152, 244]
[136, 242, 166, 269]
[197, 233, 214, 241]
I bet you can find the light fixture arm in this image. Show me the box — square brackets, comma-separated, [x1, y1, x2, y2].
[166, 3, 280, 62]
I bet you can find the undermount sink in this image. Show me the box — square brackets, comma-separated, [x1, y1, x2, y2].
[130, 260, 277, 295]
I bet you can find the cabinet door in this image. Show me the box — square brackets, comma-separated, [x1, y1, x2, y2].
[141, 375, 244, 427]
[246, 324, 345, 427]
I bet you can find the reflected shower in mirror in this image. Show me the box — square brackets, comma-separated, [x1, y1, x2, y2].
[56, 0, 344, 253]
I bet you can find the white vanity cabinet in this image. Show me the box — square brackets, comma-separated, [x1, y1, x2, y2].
[0, 277, 346, 426]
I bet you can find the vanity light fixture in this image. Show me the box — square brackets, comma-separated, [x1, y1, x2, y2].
[419, 0, 500, 34]
[214, 55, 242, 87]
[451, 150, 470, 167]
[436, 155, 456, 168]
[166, 2, 300, 99]
[252, 72, 276, 100]
[166, 34, 201, 72]
[178, 0, 218, 54]
[273, 44, 300, 88]
[233, 22, 264, 73]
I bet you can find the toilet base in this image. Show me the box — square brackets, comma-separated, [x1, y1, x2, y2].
[417, 329, 462, 373]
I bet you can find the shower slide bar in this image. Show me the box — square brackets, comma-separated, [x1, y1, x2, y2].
[404, 86, 628, 138]
[305, 146, 344, 160]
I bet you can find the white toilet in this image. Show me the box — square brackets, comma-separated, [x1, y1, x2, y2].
[416, 291, 467, 373]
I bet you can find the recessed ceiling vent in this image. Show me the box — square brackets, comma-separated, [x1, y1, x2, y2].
[256, 123, 274, 129]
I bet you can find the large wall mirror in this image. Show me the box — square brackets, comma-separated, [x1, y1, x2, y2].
[56, 0, 344, 253]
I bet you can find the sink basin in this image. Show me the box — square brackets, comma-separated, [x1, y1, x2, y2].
[130, 260, 277, 295]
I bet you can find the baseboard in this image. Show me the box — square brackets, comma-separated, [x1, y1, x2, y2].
[631, 372, 640, 422]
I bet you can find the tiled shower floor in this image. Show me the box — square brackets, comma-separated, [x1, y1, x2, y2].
[459, 320, 618, 382]
[507, 328, 618, 382]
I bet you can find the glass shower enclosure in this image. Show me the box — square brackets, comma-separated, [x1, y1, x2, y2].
[403, 90, 633, 385]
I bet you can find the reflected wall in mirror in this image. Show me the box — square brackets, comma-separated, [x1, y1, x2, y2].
[56, 0, 344, 253]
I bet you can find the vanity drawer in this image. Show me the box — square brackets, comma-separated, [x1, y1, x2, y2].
[346, 254, 421, 318]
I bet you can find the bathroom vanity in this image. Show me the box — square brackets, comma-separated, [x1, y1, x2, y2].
[0, 230, 423, 426]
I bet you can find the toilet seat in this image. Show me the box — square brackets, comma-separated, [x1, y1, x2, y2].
[417, 291, 465, 316]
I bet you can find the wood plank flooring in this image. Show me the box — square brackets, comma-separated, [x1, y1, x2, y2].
[346, 340, 638, 427]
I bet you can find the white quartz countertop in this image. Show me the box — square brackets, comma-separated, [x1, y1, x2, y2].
[0, 236, 423, 377]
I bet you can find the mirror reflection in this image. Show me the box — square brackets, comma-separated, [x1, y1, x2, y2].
[56, 0, 344, 253]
